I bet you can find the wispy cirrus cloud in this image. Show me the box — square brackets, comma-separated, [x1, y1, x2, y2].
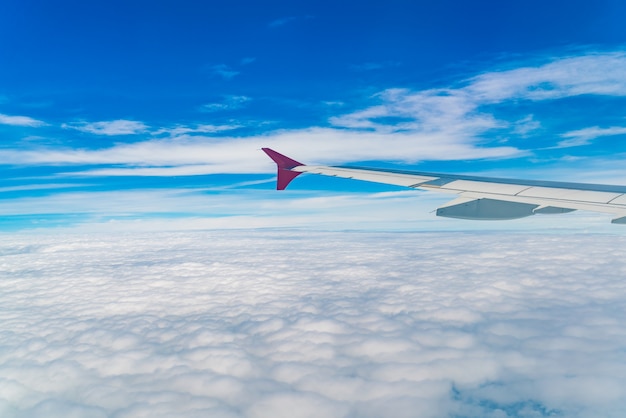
[351, 61, 401, 71]
[268, 15, 314, 28]
[332, 52, 626, 136]
[0, 127, 522, 176]
[153, 124, 242, 137]
[208, 64, 240, 79]
[241, 57, 256, 65]
[512, 115, 541, 136]
[3, 52, 626, 178]
[206, 58, 255, 80]
[465, 52, 626, 102]
[268, 16, 297, 28]
[62, 119, 149, 136]
[0, 113, 47, 127]
[200, 95, 251, 112]
[0, 183, 88, 193]
[557, 125, 626, 148]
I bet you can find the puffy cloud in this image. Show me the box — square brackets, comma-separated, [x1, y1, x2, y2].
[62, 120, 149, 136]
[0, 113, 46, 127]
[1, 231, 626, 417]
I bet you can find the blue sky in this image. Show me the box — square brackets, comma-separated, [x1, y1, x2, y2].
[2, 0, 626, 231]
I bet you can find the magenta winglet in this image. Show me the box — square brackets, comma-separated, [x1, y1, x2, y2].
[262, 148, 305, 190]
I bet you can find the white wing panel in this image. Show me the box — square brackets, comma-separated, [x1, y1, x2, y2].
[518, 187, 622, 204]
[605, 194, 626, 205]
[298, 166, 437, 188]
[435, 180, 530, 195]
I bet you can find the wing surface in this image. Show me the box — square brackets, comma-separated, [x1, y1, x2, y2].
[262, 148, 626, 224]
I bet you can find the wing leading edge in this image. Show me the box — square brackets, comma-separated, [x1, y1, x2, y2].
[262, 148, 626, 224]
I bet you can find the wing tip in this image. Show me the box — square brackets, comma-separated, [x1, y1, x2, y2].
[262, 148, 305, 190]
[262, 148, 304, 170]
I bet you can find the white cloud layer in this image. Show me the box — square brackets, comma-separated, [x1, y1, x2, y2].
[1, 231, 626, 417]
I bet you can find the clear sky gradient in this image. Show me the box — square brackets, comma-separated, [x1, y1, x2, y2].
[2, 0, 626, 231]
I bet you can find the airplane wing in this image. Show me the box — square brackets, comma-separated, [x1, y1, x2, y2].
[262, 148, 626, 224]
